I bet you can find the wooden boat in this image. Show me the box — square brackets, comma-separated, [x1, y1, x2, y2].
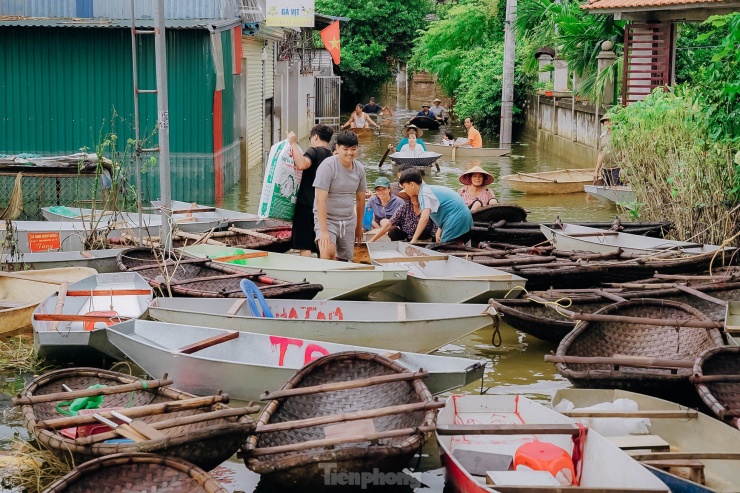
[155, 199, 288, 230]
[436, 394, 669, 493]
[553, 389, 740, 492]
[584, 184, 637, 208]
[107, 320, 486, 401]
[0, 267, 97, 334]
[13, 368, 256, 471]
[243, 352, 438, 489]
[470, 204, 527, 224]
[172, 225, 293, 253]
[693, 346, 740, 428]
[471, 219, 672, 246]
[542, 223, 727, 256]
[365, 242, 526, 303]
[724, 300, 740, 345]
[117, 248, 322, 300]
[42, 453, 228, 493]
[147, 297, 494, 353]
[2, 249, 124, 273]
[180, 244, 408, 300]
[408, 115, 441, 129]
[502, 169, 594, 194]
[549, 299, 724, 404]
[349, 126, 376, 137]
[32, 272, 153, 360]
[427, 143, 511, 158]
[491, 278, 740, 343]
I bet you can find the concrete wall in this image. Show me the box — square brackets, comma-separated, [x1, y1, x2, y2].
[525, 95, 606, 166]
[381, 70, 451, 111]
[275, 60, 317, 145]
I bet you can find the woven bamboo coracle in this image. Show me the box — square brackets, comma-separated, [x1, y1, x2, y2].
[555, 298, 724, 403]
[42, 453, 227, 493]
[244, 351, 437, 490]
[17, 368, 254, 471]
[693, 346, 740, 427]
[117, 248, 322, 299]
[173, 226, 293, 253]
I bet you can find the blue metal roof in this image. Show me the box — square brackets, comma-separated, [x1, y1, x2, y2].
[0, 16, 241, 31]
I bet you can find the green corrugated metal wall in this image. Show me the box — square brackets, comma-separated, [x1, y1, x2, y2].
[0, 26, 239, 204]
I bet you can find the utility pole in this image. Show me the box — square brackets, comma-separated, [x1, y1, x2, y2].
[154, 0, 172, 250]
[500, 0, 516, 149]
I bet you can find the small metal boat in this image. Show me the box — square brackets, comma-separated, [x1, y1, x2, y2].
[502, 169, 594, 194]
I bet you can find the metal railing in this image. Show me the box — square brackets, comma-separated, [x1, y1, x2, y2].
[314, 76, 341, 130]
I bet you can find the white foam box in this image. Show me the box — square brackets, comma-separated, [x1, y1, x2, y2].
[485, 470, 561, 486]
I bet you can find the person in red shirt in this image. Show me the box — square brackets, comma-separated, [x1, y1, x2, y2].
[454, 117, 483, 148]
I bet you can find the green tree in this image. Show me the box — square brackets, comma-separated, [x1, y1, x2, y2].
[316, 0, 432, 105]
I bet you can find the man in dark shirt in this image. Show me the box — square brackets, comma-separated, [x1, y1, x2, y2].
[416, 103, 433, 118]
[362, 97, 383, 114]
[288, 124, 334, 256]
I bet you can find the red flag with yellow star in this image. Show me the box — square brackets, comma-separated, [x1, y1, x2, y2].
[320, 20, 341, 65]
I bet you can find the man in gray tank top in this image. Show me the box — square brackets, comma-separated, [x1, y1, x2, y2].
[313, 130, 367, 261]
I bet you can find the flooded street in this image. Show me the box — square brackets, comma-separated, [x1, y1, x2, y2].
[0, 104, 624, 492]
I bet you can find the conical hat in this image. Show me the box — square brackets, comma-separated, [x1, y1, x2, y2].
[459, 165, 494, 186]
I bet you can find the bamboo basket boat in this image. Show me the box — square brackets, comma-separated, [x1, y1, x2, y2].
[173, 226, 293, 253]
[550, 299, 724, 404]
[14, 368, 256, 470]
[490, 278, 740, 343]
[42, 453, 228, 493]
[470, 204, 527, 224]
[502, 169, 594, 194]
[693, 346, 740, 428]
[117, 248, 322, 299]
[243, 352, 438, 490]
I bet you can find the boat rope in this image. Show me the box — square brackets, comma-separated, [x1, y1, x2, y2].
[491, 315, 502, 348]
[521, 287, 575, 317]
[570, 422, 588, 486]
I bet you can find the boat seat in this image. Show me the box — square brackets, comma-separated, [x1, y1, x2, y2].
[82, 311, 119, 331]
[513, 441, 575, 485]
[643, 459, 705, 485]
[607, 434, 670, 452]
[452, 449, 513, 477]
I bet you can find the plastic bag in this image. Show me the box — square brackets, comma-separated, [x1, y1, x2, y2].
[259, 140, 303, 220]
[362, 205, 374, 231]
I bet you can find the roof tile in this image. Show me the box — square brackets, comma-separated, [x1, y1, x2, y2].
[583, 0, 728, 10]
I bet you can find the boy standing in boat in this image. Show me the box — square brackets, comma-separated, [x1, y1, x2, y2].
[454, 117, 483, 148]
[398, 168, 473, 244]
[288, 125, 334, 257]
[313, 130, 367, 261]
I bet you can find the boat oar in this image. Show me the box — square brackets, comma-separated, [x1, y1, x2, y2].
[110, 410, 167, 440]
[378, 145, 392, 168]
[92, 413, 147, 442]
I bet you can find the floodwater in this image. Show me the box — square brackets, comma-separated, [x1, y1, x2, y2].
[0, 105, 624, 492]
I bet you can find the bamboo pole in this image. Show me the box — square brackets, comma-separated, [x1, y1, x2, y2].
[13, 377, 173, 406]
[49, 282, 68, 332]
[561, 409, 698, 418]
[255, 401, 445, 434]
[436, 423, 581, 436]
[247, 424, 436, 457]
[0, 271, 67, 284]
[261, 370, 429, 400]
[544, 354, 694, 369]
[36, 394, 230, 430]
[629, 452, 740, 461]
[228, 226, 277, 242]
[175, 231, 226, 246]
[673, 284, 728, 306]
[76, 406, 258, 446]
[690, 374, 740, 384]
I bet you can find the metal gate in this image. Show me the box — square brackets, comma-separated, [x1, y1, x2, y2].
[622, 22, 675, 105]
[314, 76, 341, 129]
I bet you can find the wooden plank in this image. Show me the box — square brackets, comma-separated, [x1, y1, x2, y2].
[110, 411, 167, 440]
[373, 254, 449, 263]
[629, 452, 740, 461]
[545, 355, 694, 370]
[49, 282, 68, 332]
[436, 424, 581, 436]
[14, 377, 173, 406]
[66, 289, 151, 297]
[247, 424, 436, 457]
[261, 370, 429, 400]
[176, 331, 239, 355]
[212, 251, 270, 263]
[33, 313, 131, 323]
[607, 435, 670, 451]
[561, 410, 697, 419]
[226, 299, 246, 315]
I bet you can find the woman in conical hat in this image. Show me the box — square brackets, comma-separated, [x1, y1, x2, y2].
[457, 164, 498, 211]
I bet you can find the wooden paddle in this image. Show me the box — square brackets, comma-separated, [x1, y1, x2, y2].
[451, 145, 456, 161]
[110, 410, 167, 440]
[378, 145, 392, 168]
[92, 413, 147, 442]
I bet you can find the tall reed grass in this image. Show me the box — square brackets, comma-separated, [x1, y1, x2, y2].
[610, 88, 739, 245]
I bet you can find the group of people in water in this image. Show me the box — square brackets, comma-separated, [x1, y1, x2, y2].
[289, 102, 496, 262]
